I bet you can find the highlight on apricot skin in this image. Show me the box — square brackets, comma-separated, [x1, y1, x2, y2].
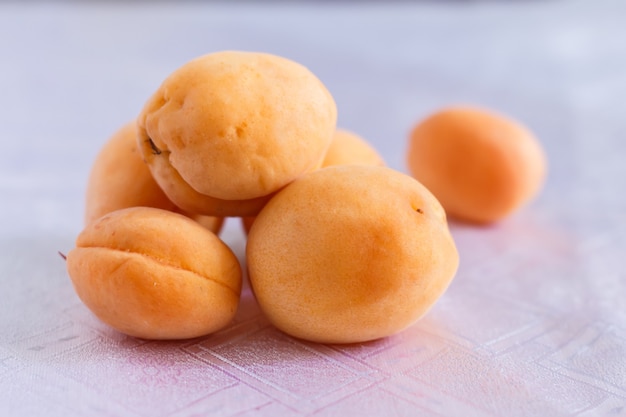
[240, 128, 385, 235]
[66, 207, 242, 340]
[246, 165, 459, 344]
[84, 121, 223, 234]
[137, 50, 337, 217]
[406, 106, 547, 224]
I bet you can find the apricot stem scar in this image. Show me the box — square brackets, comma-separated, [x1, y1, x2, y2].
[416, 208, 423, 214]
[147, 137, 162, 155]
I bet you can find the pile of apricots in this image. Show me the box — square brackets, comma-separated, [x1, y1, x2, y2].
[65, 51, 547, 343]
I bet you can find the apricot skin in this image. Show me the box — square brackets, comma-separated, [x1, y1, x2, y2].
[85, 122, 176, 224]
[85, 121, 223, 233]
[407, 107, 547, 224]
[138, 51, 337, 217]
[322, 129, 385, 167]
[66, 207, 242, 340]
[246, 165, 459, 344]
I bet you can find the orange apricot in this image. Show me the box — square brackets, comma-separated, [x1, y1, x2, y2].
[66, 207, 242, 340]
[323, 129, 385, 167]
[407, 106, 547, 224]
[85, 121, 223, 233]
[246, 165, 459, 344]
[138, 51, 337, 217]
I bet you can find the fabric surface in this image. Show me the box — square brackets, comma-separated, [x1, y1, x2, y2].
[1, 1, 625, 415]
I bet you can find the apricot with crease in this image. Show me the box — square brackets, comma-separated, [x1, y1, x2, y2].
[138, 50, 337, 217]
[66, 207, 241, 340]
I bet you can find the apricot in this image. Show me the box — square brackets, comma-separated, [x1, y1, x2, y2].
[137, 50, 337, 217]
[66, 207, 242, 340]
[407, 106, 547, 224]
[240, 128, 385, 235]
[323, 129, 385, 167]
[246, 165, 459, 344]
[85, 121, 223, 233]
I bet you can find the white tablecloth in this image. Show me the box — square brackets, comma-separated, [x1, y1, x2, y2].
[1, 1, 625, 416]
